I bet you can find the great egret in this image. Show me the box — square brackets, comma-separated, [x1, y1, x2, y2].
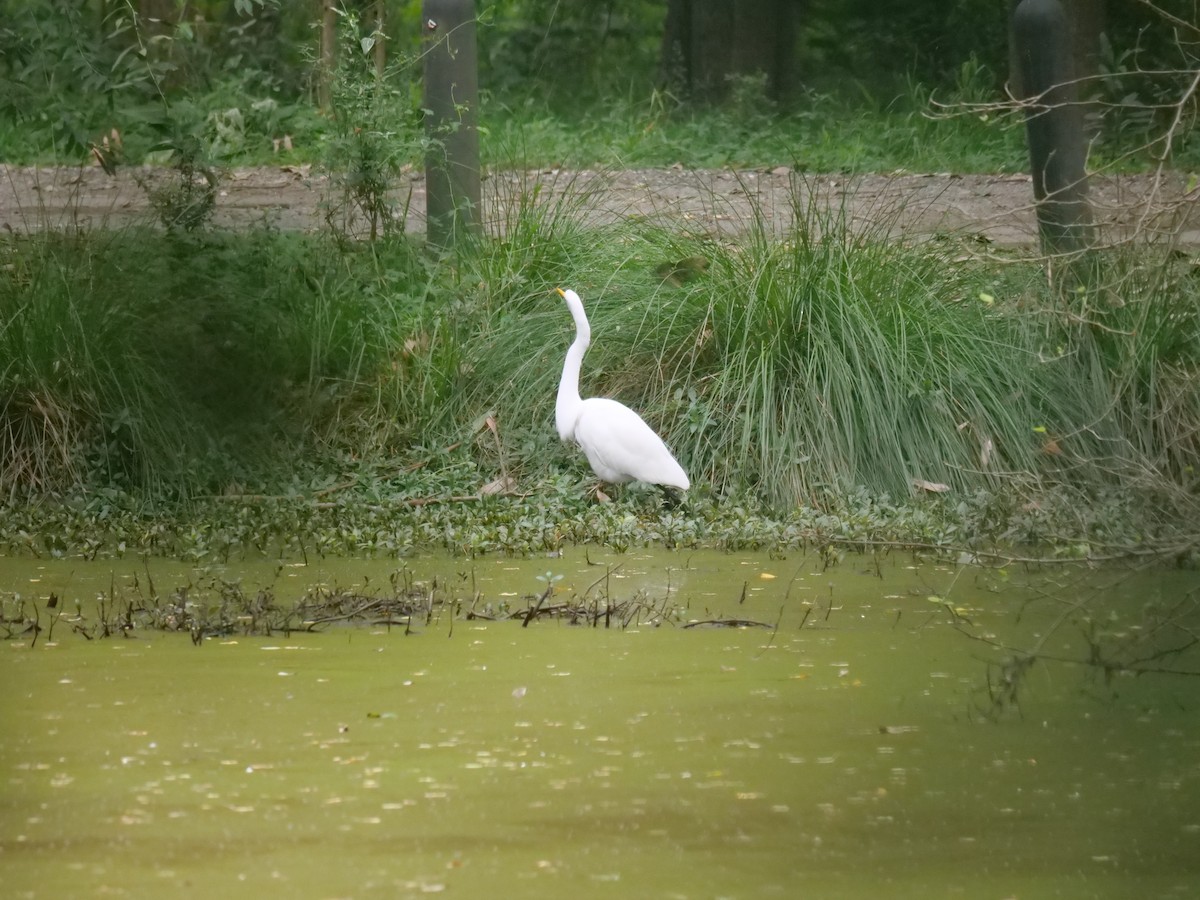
[555, 288, 690, 491]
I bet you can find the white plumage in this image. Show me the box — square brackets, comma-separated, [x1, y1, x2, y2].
[555, 288, 690, 491]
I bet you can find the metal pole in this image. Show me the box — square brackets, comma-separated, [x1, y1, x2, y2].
[423, 0, 481, 250]
[1013, 0, 1093, 257]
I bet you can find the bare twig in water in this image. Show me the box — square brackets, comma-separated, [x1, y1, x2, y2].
[754, 605, 787, 658]
[683, 618, 771, 629]
[522, 586, 553, 628]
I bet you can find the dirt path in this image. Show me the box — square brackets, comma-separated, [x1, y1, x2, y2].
[2, 164, 1197, 248]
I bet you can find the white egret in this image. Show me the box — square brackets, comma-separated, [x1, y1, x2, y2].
[555, 288, 690, 491]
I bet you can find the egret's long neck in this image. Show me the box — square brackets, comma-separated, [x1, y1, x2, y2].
[555, 294, 591, 440]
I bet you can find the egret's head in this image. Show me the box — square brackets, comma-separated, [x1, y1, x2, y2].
[556, 287, 580, 304]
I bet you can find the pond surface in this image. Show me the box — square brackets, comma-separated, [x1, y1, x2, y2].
[2, 548, 1198, 899]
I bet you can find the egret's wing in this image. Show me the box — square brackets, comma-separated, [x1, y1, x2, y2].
[575, 398, 689, 489]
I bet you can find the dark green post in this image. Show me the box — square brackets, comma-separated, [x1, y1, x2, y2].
[423, 0, 481, 249]
[1013, 0, 1093, 256]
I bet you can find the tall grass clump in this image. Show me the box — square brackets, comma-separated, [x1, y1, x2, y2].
[0, 227, 432, 496]
[0, 231, 194, 493]
[467, 167, 618, 298]
[435, 179, 1094, 507]
[598, 182, 1108, 507]
[1037, 252, 1200, 500]
[444, 177, 657, 477]
[668, 216, 1033, 502]
[600, 187, 1199, 515]
[336, 245, 483, 457]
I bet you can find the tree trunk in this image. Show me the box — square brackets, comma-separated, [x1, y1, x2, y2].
[659, 0, 797, 103]
[1007, 0, 1024, 97]
[731, 0, 795, 102]
[1063, 0, 1105, 135]
[1013, 0, 1093, 257]
[692, 0, 735, 102]
[1010, 0, 1103, 102]
[659, 0, 684, 89]
[1064, 0, 1104, 83]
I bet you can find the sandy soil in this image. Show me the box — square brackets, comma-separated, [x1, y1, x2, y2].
[2, 163, 1197, 248]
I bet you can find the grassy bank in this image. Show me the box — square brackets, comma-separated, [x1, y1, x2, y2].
[2, 176, 1197, 562]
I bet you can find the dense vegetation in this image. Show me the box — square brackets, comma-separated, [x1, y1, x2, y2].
[1, 2, 1198, 562]
[2, 1, 1195, 170]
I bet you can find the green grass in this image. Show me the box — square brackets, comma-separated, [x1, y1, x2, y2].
[481, 83, 1030, 173]
[0, 79, 1029, 174]
[0, 229, 426, 494]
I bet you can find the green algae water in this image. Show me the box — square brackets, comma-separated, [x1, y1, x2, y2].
[2, 548, 1198, 899]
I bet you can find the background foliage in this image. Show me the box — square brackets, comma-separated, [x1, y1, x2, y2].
[1, 0, 1196, 167]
